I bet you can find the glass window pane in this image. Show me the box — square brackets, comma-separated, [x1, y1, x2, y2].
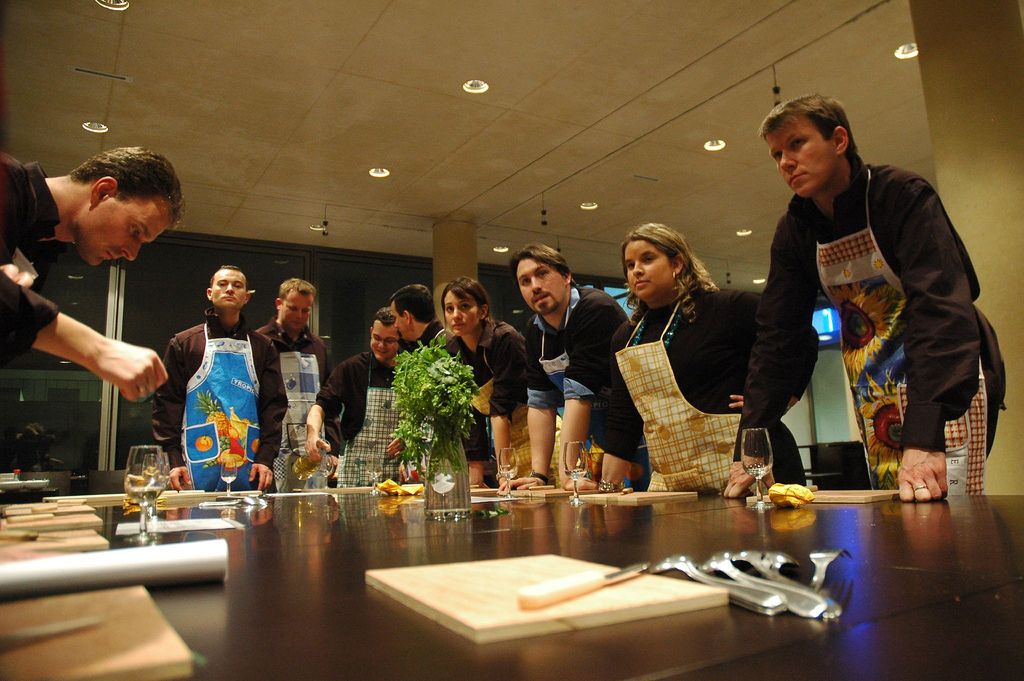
[315, 253, 430, 365]
[0, 259, 107, 474]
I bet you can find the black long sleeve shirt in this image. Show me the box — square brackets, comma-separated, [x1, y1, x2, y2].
[741, 158, 1003, 450]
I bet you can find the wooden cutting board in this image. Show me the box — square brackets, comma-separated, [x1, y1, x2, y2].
[2, 504, 95, 517]
[583, 491, 698, 505]
[746, 488, 899, 506]
[49, 490, 265, 507]
[0, 529, 109, 555]
[810, 489, 899, 504]
[0, 514, 102, 533]
[512, 487, 601, 499]
[0, 586, 192, 681]
[365, 554, 727, 643]
[323, 483, 372, 493]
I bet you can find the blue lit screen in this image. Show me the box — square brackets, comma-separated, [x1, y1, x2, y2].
[813, 306, 840, 345]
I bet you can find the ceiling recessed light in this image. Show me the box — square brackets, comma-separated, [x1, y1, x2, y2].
[703, 139, 726, 151]
[492, 245, 509, 253]
[95, 0, 130, 11]
[321, 335, 331, 340]
[579, 202, 599, 211]
[368, 167, 390, 178]
[894, 42, 918, 59]
[736, 229, 753, 237]
[82, 121, 108, 133]
[59, 360, 73, 364]
[67, 274, 85, 280]
[462, 79, 489, 94]
[753, 278, 766, 285]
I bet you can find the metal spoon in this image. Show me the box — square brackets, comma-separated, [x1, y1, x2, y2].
[703, 551, 830, 619]
[732, 549, 843, 620]
[809, 548, 850, 591]
[652, 554, 786, 615]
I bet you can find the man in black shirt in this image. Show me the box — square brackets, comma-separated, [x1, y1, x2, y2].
[1, 148, 182, 399]
[735, 94, 1004, 503]
[387, 284, 444, 352]
[509, 244, 627, 489]
[305, 308, 403, 486]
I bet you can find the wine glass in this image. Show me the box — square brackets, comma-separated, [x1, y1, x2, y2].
[221, 457, 241, 495]
[562, 441, 588, 507]
[741, 428, 774, 511]
[497, 447, 516, 500]
[366, 450, 384, 495]
[124, 445, 170, 541]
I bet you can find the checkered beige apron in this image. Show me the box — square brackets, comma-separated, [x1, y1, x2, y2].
[817, 168, 987, 494]
[615, 308, 735, 493]
[337, 386, 402, 487]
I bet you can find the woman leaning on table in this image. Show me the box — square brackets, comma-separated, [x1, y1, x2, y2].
[442, 277, 532, 488]
[599, 223, 815, 494]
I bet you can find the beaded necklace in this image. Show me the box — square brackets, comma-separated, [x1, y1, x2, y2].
[629, 302, 683, 349]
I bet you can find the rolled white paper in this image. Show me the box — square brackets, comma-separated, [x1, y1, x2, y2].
[0, 539, 228, 601]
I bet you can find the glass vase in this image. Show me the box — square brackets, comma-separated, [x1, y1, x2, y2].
[423, 438, 471, 521]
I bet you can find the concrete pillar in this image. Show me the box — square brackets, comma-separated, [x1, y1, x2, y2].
[431, 219, 478, 319]
[909, 0, 1024, 492]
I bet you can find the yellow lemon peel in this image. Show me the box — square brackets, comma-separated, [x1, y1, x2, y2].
[768, 483, 815, 508]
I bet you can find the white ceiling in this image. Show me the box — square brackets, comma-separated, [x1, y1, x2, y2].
[5, 0, 941, 288]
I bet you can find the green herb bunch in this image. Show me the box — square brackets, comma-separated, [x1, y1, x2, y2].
[391, 335, 478, 472]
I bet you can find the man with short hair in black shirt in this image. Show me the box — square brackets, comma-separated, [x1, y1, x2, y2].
[305, 307, 404, 486]
[387, 284, 444, 352]
[1, 148, 182, 400]
[508, 244, 628, 490]
[735, 94, 1004, 503]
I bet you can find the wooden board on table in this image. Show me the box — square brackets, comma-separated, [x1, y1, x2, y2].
[2, 504, 95, 517]
[512, 487, 600, 499]
[0, 529, 109, 555]
[746, 488, 899, 506]
[583, 491, 698, 505]
[0, 513, 101, 533]
[469, 487, 502, 498]
[366, 554, 727, 644]
[322, 486, 373, 495]
[810, 489, 899, 504]
[48, 490, 263, 508]
[0, 586, 192, 681]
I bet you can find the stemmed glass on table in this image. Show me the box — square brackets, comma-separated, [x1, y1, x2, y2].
[124, 445, 170, 541]
[220, 457, 241, 496]
[741, 428, 774, 511]
[562, 440, 588, 507]
[497, 447, 516, 500]
[367, 450, 384, 496]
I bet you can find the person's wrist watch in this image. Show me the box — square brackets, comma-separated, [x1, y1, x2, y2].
[598, 479, 623, 492]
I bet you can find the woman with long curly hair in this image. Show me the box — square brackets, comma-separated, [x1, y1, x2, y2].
[600, 223, 814, 493]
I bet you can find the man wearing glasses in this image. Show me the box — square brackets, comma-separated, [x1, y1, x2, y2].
[305, 307, 404, 486]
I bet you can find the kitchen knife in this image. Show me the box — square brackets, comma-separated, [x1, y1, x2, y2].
[517, 562, 650, 609]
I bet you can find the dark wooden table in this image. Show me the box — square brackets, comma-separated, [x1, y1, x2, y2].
[106, 493, 1024, 680]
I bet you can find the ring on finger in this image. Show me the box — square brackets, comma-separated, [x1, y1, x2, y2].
[913, 484, 927, 491]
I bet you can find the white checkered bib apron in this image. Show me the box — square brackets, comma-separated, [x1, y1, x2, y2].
[274, 351, 322, 491]
[816, 168, 986, 494]
[336, 383, 402, 487]
[614, 303, 735, 493]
